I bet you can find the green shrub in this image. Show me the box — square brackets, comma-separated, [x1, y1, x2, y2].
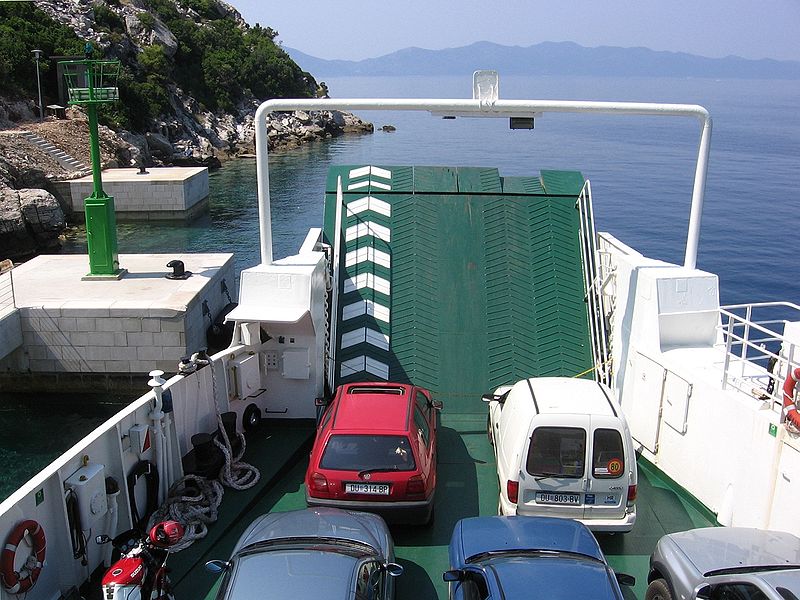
[0, 0, 319, 130]
[94, 5, 125, 33]
[137, 12, 155, 29]
[0, 3, 84, 98]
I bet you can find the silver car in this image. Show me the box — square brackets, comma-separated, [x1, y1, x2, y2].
[206, 507, 404, 600]
[647, 527, 800, 600]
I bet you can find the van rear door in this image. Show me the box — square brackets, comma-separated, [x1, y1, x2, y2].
[516, 415, 589, 520]
[584, 416, 628, 522]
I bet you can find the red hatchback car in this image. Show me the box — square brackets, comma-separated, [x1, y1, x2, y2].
[305, 382, 442, 525]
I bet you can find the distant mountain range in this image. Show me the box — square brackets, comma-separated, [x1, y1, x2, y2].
[286, 41, 800, 80]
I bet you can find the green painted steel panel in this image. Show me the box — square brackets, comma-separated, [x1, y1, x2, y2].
[324, 165, 594, 411]
[501, 176, 545, 194]
[412, 166, 458, 193]
[456, 167, 502, 193]
[541, 169, 585, 196]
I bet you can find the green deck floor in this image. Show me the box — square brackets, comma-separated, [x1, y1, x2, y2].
[177, 416, 715, 600]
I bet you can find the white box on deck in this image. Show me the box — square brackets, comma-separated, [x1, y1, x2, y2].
[64, 462, 108, 528]
[230, 354, 261, 399]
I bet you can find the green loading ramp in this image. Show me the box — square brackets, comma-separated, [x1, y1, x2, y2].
[323, 166, 594, 413]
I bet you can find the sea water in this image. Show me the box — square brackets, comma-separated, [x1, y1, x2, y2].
[62, 74, 800, 303]
[5, 74, 798, 501]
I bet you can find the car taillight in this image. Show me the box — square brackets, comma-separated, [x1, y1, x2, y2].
[627, 484, 637, 506]
[309, 472, 329, 494]
[507, 480, 519, 504]
[407, 475, 425, 496]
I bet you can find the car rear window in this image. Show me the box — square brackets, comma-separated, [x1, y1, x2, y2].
[320, 434, 416, 471]
[526, 427, 586, 478]
[591, 429, 625, 479]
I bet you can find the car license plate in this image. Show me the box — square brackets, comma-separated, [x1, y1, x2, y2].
[535, 492, 581, 505]
[345, 482, 390, 495]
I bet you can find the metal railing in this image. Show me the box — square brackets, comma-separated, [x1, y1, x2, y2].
[718, 301, 800, 416]
[576, 180, 612, 385]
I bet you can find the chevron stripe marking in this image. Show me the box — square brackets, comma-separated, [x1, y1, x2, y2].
[342, 299, 391, 323]
[343, 273, 391, 295]
[346, 196, 392, 217]
[347, 179, 391, 191]
[345, 247, 391, 269]
[349, 166, 392, 180]
[340, 356, 390, 380]
[340, 327, 390, 350]
[345, 222, 391, 243]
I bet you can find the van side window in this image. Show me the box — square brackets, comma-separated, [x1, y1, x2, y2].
[526, 427, 586, 478]
[592, 429, 625, 478]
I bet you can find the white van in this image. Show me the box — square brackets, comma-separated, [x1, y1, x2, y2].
[484, 377, 637, 533]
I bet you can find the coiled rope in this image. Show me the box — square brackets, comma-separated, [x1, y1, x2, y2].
[147, 358, 260, 551]
[147, 475, 223, 552]
[213, 412, 260, 490]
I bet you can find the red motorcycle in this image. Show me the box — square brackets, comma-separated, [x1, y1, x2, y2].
[97, 521, 184, 600]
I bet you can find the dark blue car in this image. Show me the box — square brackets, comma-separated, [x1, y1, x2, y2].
[443, 516, 633, 600]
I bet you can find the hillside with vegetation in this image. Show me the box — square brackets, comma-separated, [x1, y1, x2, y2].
[0, 0, 371, 260]
[0, 1, 320, 131]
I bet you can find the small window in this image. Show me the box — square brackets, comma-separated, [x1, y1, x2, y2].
[319, 405, 334, 431]
[414, 407, 430, 446]
[704, 583, 769, 600]
[592, 429, 625, 479]
[320, 435, 416, 471]
[526, 427, 586, 478]
[348, 386, 404, 395]
[461, 571, 490, 600]
[415, 391, 430, 417]
[356, 560, 383, 600]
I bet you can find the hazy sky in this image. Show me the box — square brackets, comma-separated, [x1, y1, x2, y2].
[231, 0, 799, 62]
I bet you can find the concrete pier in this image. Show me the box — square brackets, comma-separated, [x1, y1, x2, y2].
[53, 167, 209, 221]
[0, 253, 235, 390]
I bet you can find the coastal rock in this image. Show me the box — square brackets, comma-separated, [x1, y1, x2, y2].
[0, 186, 65, 260]
[145, 131, 175, 158]
[124, 11, 179, 57]
[0, 100, 37, 129]
[18, 189, 66, 235]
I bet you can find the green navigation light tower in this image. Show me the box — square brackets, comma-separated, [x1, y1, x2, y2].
[60, 48, 125, 278]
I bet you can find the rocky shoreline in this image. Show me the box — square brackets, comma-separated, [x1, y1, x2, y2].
[0, 100, 373, 261]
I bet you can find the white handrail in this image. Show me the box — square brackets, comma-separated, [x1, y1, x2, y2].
[254, 96, 712, 268]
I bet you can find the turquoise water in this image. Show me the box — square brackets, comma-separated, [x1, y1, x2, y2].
[0, 394, 132, 502]
[8, 74, 800, 499]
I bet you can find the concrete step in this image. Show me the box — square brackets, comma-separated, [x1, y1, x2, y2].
[20, 130, 90, 172]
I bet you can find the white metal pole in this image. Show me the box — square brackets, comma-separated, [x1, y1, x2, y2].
[254, 97, 712, 269]
[33, 50, 43, 121]
[327, 176, 344, 391]
[683, 114, 713, 269]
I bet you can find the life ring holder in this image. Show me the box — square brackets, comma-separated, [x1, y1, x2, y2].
[782, 366, 800, 430]
[1, 519, 46, 594]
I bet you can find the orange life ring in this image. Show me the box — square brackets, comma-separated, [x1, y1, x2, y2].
[1, 520, 46, 594]
[783, 367, 800, 430]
